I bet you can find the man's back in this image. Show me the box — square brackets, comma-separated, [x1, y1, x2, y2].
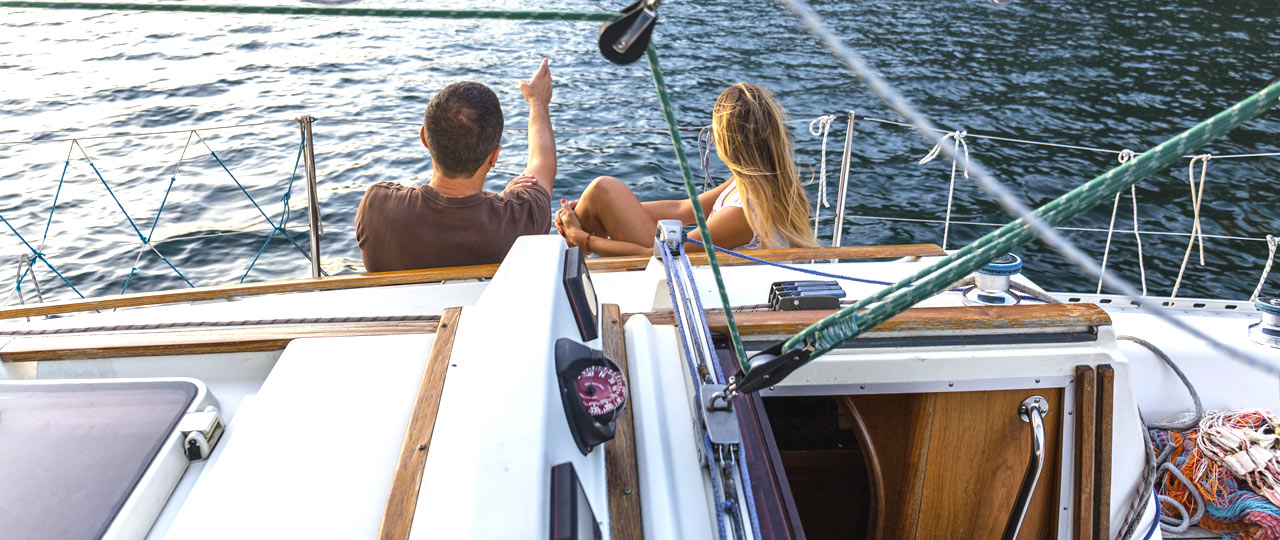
[355, 181, 550, 272]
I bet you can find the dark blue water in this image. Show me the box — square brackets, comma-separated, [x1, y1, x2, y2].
[1, 0, 1277, 303]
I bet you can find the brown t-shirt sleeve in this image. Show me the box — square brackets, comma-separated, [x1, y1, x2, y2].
[500, 184, 553, 235]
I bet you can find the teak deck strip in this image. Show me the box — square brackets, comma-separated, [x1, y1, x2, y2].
[1095, 365, 1116, 540]
[379, 307, 462, 540]
[601, 304, 644, 540]
[0, 244, 942, 321]
[634, 303, 1111, 336]
[1074, 365, 1098, 540]
[0, 320, 439, 362]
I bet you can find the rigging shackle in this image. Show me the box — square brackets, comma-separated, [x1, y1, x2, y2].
[598, 0, 661, 65]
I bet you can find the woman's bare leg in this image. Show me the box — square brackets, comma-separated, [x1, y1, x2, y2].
[574, 176, 659, 246]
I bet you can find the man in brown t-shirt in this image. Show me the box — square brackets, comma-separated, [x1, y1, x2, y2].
[355, 59, 556, 271]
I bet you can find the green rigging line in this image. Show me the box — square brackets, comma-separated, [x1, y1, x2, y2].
[784, 78, 1280, 360]
[0, 1, 618, 21]
[646, 45, 749, 373]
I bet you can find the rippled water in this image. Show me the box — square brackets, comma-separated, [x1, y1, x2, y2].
[1, 0, 1277, 302]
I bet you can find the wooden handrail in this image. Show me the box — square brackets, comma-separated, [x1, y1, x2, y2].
[0, 243, 943, 321]
[0, 320, 439, 362]
[632, 304, 1110, 335]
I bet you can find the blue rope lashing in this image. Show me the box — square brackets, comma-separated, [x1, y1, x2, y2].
[737, 448, 763, 540]
[85, 159, 146, 242]
[241, 226, 280, 284]
[41, 159, 69, 241]
[679, 243, 726, 384]
[0, 212, 84, 299]
[704, 433, 729, 540]
[145, 176, 178, 243]
[154, 249, 194, 288]
[658, 245, 707, 387]
[683, 237, 1048, 303]
[210, 147, 279, 229]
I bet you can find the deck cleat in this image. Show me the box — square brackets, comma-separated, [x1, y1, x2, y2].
[962, 253, 1023, 306]
[1249, 297, 1280, 348]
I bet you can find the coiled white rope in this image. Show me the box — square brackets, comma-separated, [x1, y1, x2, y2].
[1170, 154, 1213, 298]
[1098, 149, 1148, 295]
[919, 130, 969, 250]
[808, 114, 836, 236]
[1252, 234, 1278, 302]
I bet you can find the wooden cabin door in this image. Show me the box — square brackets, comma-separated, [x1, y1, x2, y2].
[845, 388, 1064, 540]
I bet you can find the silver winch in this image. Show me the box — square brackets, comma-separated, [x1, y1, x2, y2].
[962, 253, 1023, 306]
[1249, 297, 1280, 348]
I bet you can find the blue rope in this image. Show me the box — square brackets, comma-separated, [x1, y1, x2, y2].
[41, 159, 68, 240]
[704, 433, 729, 540]
[146, 176, 177, 242]
[658, 245, 706, 388]
[679, 242, 727, 384]
[84, 159, 146, 242]
[685, 237, 914, 286]
[236, 133, 321, 283]
[658, 245, 732, 540]
[241, 226, 280, 284]
[737, 448, 763, 540]
[210, 147, 278, 229]
[1141, 487, 1160, 540]
[120, 166, 196, 295]
[119, 263, 138, 295]
[684, 237, 1048, 303]
[0, 213, 84, 299]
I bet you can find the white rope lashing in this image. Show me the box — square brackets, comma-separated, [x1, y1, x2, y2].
[1097, 149, 1148, 295]
[919, 130, 969, 250]
[808, 115, 836, 237]
[1252, 235, 1278, 302]
[1170, 154, 1212, 298]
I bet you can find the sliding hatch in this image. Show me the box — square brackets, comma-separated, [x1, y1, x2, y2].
[0, 378, 215, 540]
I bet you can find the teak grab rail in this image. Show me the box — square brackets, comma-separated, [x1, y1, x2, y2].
[0, 244, 942, 321]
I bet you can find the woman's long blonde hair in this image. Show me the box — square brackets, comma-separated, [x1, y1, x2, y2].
[711, 82, 818, 249]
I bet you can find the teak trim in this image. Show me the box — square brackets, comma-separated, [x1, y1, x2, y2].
[601, 304, 644, 540]
[378, 307, 462, 540]
[0, 244, 942, 321]
[632, 304, 1111, 336]
[0, 320, 439, 362]
[1074, 365, 1098, 540]
[1094, 365, 1115, 540]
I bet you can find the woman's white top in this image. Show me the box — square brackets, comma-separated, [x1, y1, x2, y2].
[708, 180, 790, 251]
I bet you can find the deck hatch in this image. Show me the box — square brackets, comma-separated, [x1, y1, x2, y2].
[0, 379, 198, 540]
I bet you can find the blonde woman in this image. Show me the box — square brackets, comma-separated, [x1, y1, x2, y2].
[556, 82, 817, 256]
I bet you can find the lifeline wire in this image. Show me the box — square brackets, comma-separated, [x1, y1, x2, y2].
[776, 0, 1280, 375]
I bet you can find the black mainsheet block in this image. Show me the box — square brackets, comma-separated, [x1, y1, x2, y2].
[0, 380, 198, 540]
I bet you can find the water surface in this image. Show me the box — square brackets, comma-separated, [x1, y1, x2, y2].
[1, 0, 1277, 302]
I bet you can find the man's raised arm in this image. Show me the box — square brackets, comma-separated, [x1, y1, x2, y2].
[519, 58, 556, 194]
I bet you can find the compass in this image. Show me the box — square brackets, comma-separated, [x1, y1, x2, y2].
[576, 365, 626, 418]
[555, 338, 628, 455]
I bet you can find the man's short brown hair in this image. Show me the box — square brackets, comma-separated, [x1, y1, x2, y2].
[424, 81, 504, 178]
